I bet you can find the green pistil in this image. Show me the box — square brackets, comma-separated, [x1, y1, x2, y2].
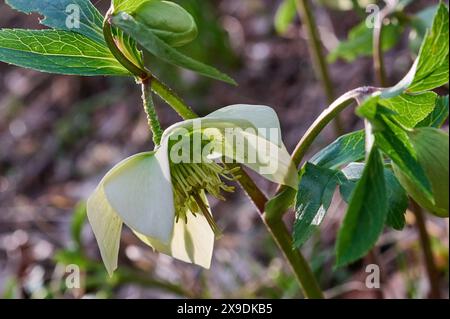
[170, 161, 240, 234]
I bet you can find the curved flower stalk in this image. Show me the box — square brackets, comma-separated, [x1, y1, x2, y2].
[87, 104, 298, 275]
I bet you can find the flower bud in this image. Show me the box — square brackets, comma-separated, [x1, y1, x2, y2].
[393, 127, 449, 217]
[133, 0, 198, 47]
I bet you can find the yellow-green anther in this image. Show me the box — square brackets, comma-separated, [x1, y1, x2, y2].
[170, 160, 239, 231]
[191, 193, 222, 237]
[133, 0, 198, 47]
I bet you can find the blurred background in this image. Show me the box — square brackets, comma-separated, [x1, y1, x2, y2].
[0, 0, 448, 299]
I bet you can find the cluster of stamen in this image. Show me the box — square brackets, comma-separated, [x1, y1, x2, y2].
[170, 161, 240, 234]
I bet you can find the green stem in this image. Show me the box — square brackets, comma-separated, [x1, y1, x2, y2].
[141, 79, 163, 145]
[291, 87, 378, 167]
[295, 0, 344, 134]
[264, 217, 324, 298]
[268, 87, 380, 221]
[228, 165, 323, 298]
[225, 163, 268, 213]
[104, 12, 197, 133]
[411, 201, 442, 299]
[373, 1, 405, 87]
[151, 78, 197, 120]
[373, 8, 389, 86]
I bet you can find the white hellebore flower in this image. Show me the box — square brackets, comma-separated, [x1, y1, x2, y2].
[87, 104, 298, 275]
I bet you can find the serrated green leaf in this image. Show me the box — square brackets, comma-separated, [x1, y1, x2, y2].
[383, 3, 449, 97]
[417, 95, 449, 128]
[408, 55, 449, 93]
[293, 163, 346, 248]
[378, 92, 437, 128]
[409, 4, 449, 92]
[274, 0, 297, 35]
[336, 147, 387, 267]
[328, 21, 401, 63]
[0, 29, 130, 76]
[310, 130, 365, 169]
[111, 12, 236, 85]
[5, 0, 105, 43]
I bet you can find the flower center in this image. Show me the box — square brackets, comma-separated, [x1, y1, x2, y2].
[170, 161, 240, 235]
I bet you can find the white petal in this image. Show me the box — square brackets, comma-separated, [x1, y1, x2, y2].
[159, 105, 298, 188]
[205, 104, 283, 146]
[87, 186, 123, 276]
[102, 152, 175, 243]
[135, 199, 215, 269]
[160, 104, 283, 147]
[222, 129, 298, 189]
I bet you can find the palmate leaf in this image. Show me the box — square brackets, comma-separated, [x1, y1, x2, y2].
[5, 0, 105, 43]
[111, 12, 236, 85]
[298, 3, 448, 267]
[294, 130, 365, 248]
[0, 29, 129, 76]
[293, 160, 408, 249]
[336, 147, 388, 267]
